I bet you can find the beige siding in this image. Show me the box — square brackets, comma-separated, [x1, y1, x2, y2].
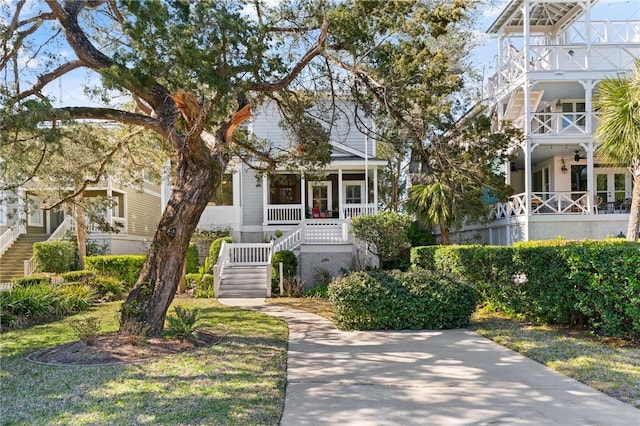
[126, 190, 161, 237]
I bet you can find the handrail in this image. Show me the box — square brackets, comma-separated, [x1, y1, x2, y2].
[0, 223, 26, 257]
[272, 226, 303, 252]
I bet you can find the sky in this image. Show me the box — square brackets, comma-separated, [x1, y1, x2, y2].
[5, 0, 640, 109]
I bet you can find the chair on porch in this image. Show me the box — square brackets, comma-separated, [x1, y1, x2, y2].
[580, 195, 602, 214]
[311, 207, 327, 218]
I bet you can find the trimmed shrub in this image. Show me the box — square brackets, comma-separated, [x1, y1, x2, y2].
[271, 250, 298, 295]
[93, 276, 124, 300]
[85, 255, 145, 288]
[410, 240, 640, 337]
[194, 274, 215, 298]
[12, 274, 51, 287]
[351, 211, 412, 269]
[62, 270, 96, 285]
[406, 222, 436, 247]
[207, 237, 233, 273]
[329, 269, 478, 330]
[33, 241, 77, 273]
[186, 243, 200, 274]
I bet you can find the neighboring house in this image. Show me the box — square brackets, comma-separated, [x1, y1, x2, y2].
[0, 177, 162, 281]
[163, 100, 386, 295]
[448, 0, 639, 245]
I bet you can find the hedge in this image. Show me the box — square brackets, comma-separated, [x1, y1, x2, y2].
[186, 243, 200, 274]
[33, 241, 77, 273]
[410, 241, 640, 337]
[12, 274, 52, 287]
[185, 273, 215, 298]
[85, 255, 146, 288]
[329, 269, 478, 330]
[207, 237, 233, 273]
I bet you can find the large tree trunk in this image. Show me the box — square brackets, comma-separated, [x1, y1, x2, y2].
[120, 151, 223, 336]
[626, 171, 640, 242]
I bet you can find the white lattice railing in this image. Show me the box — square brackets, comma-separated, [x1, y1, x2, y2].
[0, 223, 26, 257]
[494, 192, 593, 218]
[303, 220, 350, 243]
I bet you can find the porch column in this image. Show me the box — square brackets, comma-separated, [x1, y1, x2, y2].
[586, 142, 595, 214]
[584, 80, 594, 135]
[262, 174, 268, 225]
[523, 2, 533, 216]
[373, 168, 378, 214]
[17, 188, 25, 223]
[300, 172, 306, 221]
[338, 169, 344, 219]
[106, 177, 113, 226]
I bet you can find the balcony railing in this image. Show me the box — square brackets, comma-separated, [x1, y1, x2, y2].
[513, 112, 593, 136]
[494, 191, 596, 218]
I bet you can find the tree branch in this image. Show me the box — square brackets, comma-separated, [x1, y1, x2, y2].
[58, 107, 166, 135]
[247, 17, 329, 92]
[15, 60, 84, 101]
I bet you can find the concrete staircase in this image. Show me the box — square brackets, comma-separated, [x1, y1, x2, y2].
[0, 234, 48, 282]
[217, 265, 269, 298]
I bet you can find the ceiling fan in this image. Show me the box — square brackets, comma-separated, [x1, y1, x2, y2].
[574, 151, 586, 162]
[510, 162, 522, 172]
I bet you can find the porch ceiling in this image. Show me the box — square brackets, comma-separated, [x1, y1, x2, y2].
[488, 0, 597, 34]
[511, 144, 585, 168]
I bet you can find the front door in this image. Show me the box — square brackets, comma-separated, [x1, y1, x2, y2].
[596, 169, 630, 211]
[308, 181, 332, 213]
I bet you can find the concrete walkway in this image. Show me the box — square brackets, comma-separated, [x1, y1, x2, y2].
[218, 298, 640, 426]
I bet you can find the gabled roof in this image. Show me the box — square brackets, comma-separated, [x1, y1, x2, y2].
[488, 0, 598, 35]
[329, 140, 368, 158]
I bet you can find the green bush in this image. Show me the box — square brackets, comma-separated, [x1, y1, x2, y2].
[165, 306, 201, 341]
[33, 241, 77, 273]
[93, 276, 124, 300]
[329, 269, 478, 330]
[62, 270, 96, 285]
[303, 284, 329, 299]
[410, 240, 640, 337]
[207, 237, 233, 273]
[85, 255, 146, 288]
[12, 274, 52, 287]
[406, 222, 436, 247]
[351, 211, 412, 269]
[194, 274, 215, 298]
[0, 283, 94, 328]
[271, 250, 298, 295]
[186, 243, 200, 274]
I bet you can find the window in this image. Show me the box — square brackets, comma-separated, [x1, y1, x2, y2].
[308, 181, 331, 212]
[344, 182, 364, 204]
[210, 174, 233, 206]
[561, 101, 586, 129]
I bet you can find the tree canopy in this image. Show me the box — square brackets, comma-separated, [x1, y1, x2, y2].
[1, 0, 477, 334]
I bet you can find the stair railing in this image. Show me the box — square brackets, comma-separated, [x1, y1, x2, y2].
[0, 223, 26, 257]
[214, 240, 230, 297]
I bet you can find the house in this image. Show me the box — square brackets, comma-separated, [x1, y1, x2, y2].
[0, 177, 162, 281]
[448, 0, 639, 245]
[168, 100, 386, 295]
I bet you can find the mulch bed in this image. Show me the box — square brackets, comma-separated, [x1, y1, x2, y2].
[27, 330, 221, 366]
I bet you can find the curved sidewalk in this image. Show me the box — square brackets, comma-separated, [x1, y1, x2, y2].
[219, 298, 640, 426]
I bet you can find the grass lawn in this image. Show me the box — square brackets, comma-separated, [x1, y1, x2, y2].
[268, 297, 640, 409]
[0, 298, 288, 425]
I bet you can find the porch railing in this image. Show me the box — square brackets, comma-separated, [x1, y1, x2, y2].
[266, 204, 303, 224]
[214, 241, 272, 296]
[494, 191, 593, 218]
[0, 223, 26, 257]
[342, 204, 376, 218]
[303, 220, 350, 243]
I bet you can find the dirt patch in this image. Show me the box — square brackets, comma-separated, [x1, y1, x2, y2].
[27, 330, 221, 366]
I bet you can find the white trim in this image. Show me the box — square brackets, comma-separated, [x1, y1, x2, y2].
[307, 181, 332, 213]
[342, 181, 365, 205]
[329, 140, 367, 158]
[0, 191, 6, 226]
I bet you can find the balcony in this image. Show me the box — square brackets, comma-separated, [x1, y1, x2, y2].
[513, 112, 596, 136]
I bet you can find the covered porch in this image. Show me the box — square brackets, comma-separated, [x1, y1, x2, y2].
[262, 166, 382, 226]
